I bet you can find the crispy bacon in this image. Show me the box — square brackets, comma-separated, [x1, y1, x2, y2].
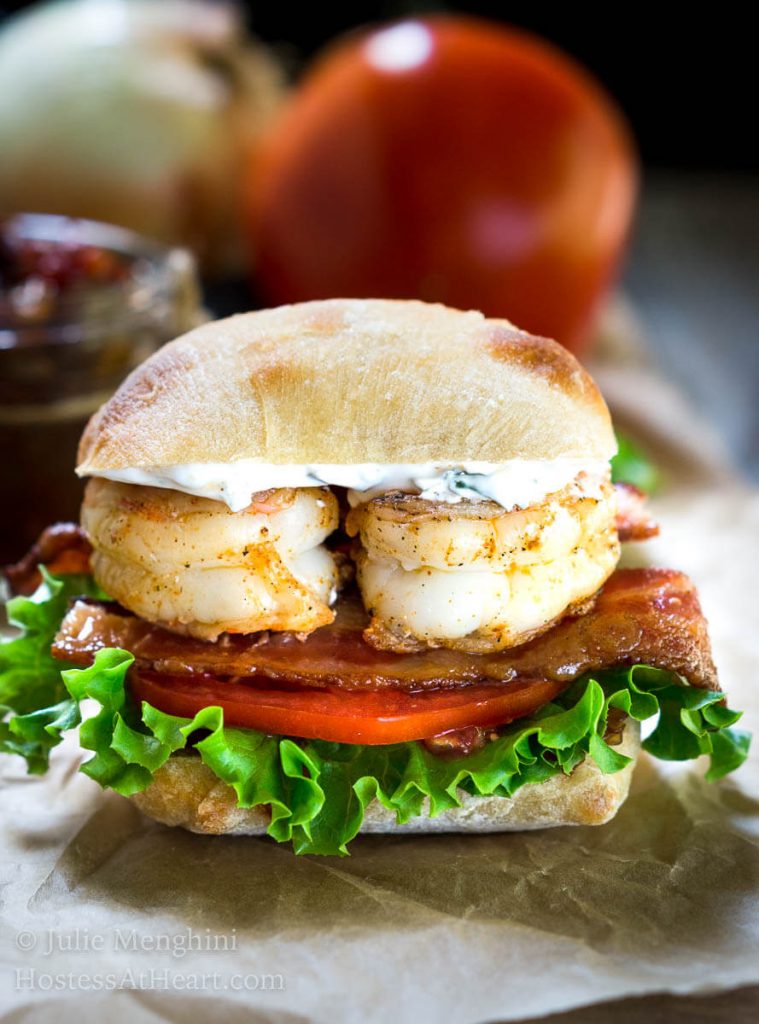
[615, 483, 659, 541]
[422, 726, 494, 757]
[4, 524, 91, 596]
[53, 568, 717, 692]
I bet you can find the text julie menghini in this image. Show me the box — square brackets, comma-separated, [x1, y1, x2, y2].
[16, 926, 238, 959]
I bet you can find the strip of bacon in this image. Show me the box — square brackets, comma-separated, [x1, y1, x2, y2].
[4, 524, 92, 596]
[53, 568, 717, 692]
[615, 483, 659, 541]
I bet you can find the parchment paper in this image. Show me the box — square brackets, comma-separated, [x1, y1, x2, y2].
[1, 306, 758, 1023]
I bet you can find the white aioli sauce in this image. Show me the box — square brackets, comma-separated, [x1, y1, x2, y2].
[86, 459, 609, 513]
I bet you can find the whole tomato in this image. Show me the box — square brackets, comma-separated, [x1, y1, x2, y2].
[248, 17, 637, 353]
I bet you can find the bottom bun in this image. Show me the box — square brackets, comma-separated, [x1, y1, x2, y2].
[130, 718, 640, 838]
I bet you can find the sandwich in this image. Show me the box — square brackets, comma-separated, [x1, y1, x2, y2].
[0, 299, 749, 855]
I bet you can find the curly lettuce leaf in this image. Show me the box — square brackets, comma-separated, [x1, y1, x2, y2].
[0, 569, 103, 772]
[1, 573, 750, 855]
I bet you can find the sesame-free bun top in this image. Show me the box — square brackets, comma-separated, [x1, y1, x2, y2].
[77, 299, 615, 472]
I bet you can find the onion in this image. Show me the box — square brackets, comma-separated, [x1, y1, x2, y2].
[0, 0, 285, 274]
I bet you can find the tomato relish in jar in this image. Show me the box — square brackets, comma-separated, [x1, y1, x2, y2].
[0, 214, 202, 563]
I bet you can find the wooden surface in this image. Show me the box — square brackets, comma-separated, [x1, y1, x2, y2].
[514, 984, 759, 1023]
[625, 173, 759, 482]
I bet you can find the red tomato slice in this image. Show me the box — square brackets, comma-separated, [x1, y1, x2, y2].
[130, 671, 567, 745]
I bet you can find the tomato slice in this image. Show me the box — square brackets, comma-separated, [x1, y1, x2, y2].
[130, 671, 567, 745]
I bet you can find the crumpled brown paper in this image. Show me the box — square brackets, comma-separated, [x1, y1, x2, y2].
[2, 307, 758, 1023]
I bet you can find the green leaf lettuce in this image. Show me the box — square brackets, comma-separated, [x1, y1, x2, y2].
[611, 432, 661, 493]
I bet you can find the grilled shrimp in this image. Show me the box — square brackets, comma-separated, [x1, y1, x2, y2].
[82, 479, 340, 640]
[346, 476, 619, 653]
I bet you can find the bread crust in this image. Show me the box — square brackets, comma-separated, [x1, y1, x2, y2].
[130, 718, 640, 838]
[77, 299, 615, 473]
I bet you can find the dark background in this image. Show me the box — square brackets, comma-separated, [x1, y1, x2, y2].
[1, 1, 755, 173]
[245, 3, 757, 174]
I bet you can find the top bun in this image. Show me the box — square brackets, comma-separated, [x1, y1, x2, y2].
[77, 299, 615, 472]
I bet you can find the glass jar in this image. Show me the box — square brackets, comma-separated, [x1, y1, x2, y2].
[0, 213, 202, 563]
